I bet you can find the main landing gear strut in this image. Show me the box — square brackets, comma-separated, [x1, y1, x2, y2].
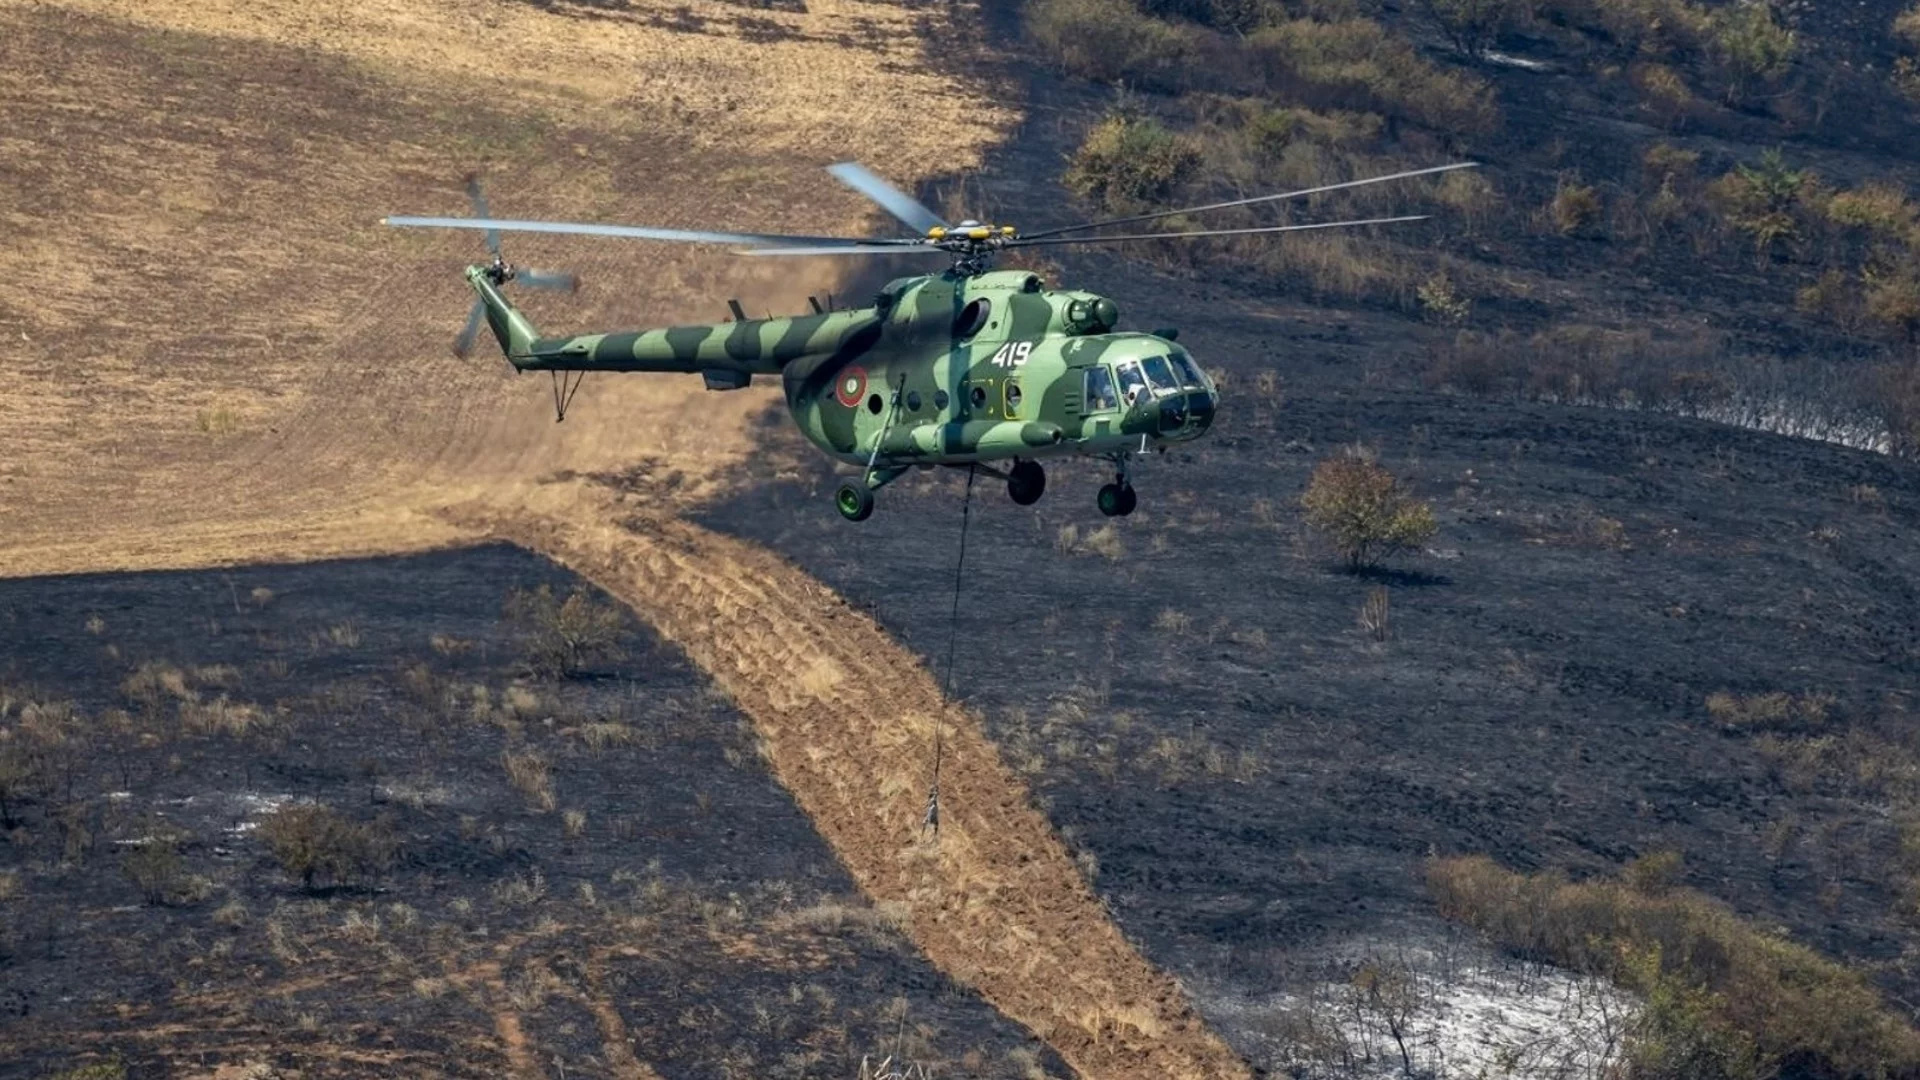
[833, 454, 1140, 521]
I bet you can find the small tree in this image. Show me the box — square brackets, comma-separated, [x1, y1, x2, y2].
[1301, 453, 1438, 571]
[1710, 1, 1797, 105]
[504, 584, 627, 679]
[258, 803, 395, 892]
[120, 823, 188, 906]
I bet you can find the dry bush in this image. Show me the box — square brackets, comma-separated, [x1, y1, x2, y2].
[1025, 0, 1205, 92]
[1535, 0, 1711, 62]
[1423, 0, 1528, 58]
[1863, 260, 1920, 343]
[1064, 113, 1201, 214]
[180, 695, 268, 738]
[120, 823, 196, 906]
[569, 721, 637, 751]
[1300, 451, 1437, 571]
[257, 803, 396, 891]
[1153, 609, 1195, 635]
[1358, 586, 1390, 641]
[1705, 690, 1834, 733]
[1549, 177, 1603, 236]
[1248, 17, 1498, 134]
[1823, 184, 1919, 244]
[1080, 523, 1125, 560]
[1427, 854, 1920, 1079]
[503, 584, 627, 679]
[502, 749, 557, 812]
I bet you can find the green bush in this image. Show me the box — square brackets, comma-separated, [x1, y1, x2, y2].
[1710, 1, 1796, 104]
[1064, 113, 1202, 213]
[1707, 148, 1812, 258]
[120, 826, 189, 906]
[1300, 453, 1438, 570]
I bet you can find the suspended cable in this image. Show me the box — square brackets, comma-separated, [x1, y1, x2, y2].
[925, 465, 976, 837]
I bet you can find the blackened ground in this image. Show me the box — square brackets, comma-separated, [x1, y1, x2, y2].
[697, 372, 1920, 1068]
[0, 545, 1063, 1079]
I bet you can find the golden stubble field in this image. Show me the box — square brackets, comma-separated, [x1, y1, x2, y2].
[0, 1, 1251, 1076]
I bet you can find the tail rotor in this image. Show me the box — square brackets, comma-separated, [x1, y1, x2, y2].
[451, 174, 579, 358]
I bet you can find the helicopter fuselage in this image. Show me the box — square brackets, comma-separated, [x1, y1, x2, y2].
[477, 266, 1216, 466]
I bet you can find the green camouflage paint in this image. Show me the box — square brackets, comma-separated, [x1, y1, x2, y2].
[467, 265, 1216, 472]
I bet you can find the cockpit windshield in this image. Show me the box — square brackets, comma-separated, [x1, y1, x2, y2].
[1140, 356, 1181, 395]
[1114, 359, 1148, 405]
[1168, 352, 1207, 389]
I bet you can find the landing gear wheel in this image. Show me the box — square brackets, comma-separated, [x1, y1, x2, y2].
[1097, 483, 1137, 517]
[1007, 460, 1047, 506]
[835, 482, 875, 522]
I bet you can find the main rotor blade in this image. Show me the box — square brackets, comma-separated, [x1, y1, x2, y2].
[1007, 215, 1431, 247]
[1020, 162, 1478, 242]
[465, 175, 501, 257]
[733, 244, 946, 257]
[517, 268, 580, 292]
[383, 215, 920, 248]
[827, 163, 948, 235]
[453, 299, 484, 359]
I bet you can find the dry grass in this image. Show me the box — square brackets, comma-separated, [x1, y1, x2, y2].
[1704, 690, 1834, 732]
[501, 749, 556, 812]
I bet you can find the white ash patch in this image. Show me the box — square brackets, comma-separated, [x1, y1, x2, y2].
[1210, 941, 1637, 1079]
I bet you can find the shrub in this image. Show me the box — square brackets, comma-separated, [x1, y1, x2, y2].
[1550, 177, 1603, 236]
[1863, 259, 1920, 342]
[1709, 1, 1796, 104]
[120, 825, 190, 906]
[258, 803, 395, 891]
[1025, 0, 1202, 92]
[1824, 184, 1919, 242]
[1248, 18, 1498, 134]
[1898, 4, 1920, 50]
[1427, 855, 1920, 1078]
[1416, 270, 1471, 324]
[503, 584, 627, 679]
[1064, 113, 1202, 213]
[1707, 149, 1811, 258]
[1300, 452, 1438, 570]
[1423, 0, 1527, 58]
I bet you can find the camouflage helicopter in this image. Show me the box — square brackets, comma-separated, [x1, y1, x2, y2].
[385, 162, 1474, 521]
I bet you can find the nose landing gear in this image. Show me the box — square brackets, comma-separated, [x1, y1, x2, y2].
[1097, 482, 1136, 517]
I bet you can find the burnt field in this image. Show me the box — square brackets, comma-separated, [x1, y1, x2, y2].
[0, 545, 1062, 1079]
[698, 358, 1920, 1064]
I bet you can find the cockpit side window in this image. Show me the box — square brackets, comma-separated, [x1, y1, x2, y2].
[1084, 366, 1119, 412]
[1169, 352, 1206, 389]
[1141, 355, 1180, 394]
[1114, 359, 1147, 406]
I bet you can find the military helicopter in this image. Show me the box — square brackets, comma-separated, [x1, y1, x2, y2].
[385, 162, 1474, 521]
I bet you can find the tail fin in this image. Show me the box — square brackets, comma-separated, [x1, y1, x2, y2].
[464, 265, 541, 366]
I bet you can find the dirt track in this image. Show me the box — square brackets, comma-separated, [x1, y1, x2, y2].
[455, 487, 1251, 1079]
[0, 1, 1252, 1074]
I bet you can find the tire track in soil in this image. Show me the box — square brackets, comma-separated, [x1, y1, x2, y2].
[450, 485, 1252, 1080]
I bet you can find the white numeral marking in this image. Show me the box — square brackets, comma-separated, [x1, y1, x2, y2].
[990, 341, 1033, 368]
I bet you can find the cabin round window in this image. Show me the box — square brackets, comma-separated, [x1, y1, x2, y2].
[933, 389, 949, 410]
[953, 298, 991, 339]
[1005, 383, 1023, 410]
[906, 390, 923, 411]
[868, 393, 884, 414]
[969, 385, 987, 408]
